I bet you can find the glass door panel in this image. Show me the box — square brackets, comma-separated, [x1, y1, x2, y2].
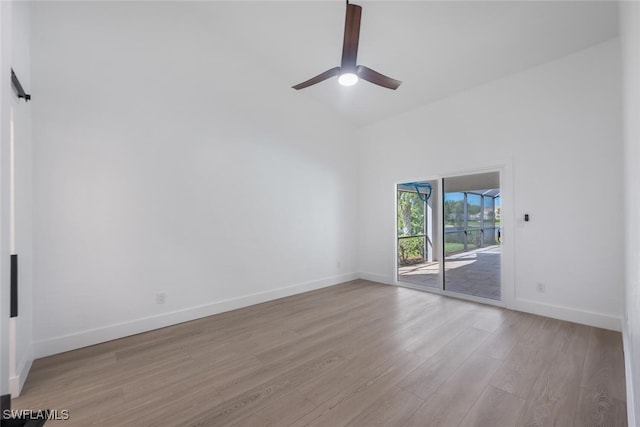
[396, 180, 440, 289]
[443, 173, 501, 300]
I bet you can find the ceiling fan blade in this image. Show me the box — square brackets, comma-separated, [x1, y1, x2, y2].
[341, 4, 362, 70]
[356, 65, 402, 90]
[292, 67, 341, 90]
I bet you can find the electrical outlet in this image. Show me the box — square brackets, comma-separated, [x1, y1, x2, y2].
[156, 292, 166, 304]
[336, 261, 342, 270]
[536, 282, 546, 293]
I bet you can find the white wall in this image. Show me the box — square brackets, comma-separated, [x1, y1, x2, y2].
[30, 2, 358, 357]
[358, 39, 624, 330]
[620, 2, 640, 425]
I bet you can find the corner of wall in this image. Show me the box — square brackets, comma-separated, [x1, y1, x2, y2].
[358, 272, 394, 286]
[620, 2, 640, 425]
[8, 342, 32, 398]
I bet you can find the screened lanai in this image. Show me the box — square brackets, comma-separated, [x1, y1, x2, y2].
[397, 172, 501, 301]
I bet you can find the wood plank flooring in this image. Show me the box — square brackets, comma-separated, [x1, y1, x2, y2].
[13, 280, 627, 426]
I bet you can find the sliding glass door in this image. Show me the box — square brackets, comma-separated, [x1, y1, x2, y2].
[396, 172, 501, 302]
[443, 173, 501, 300]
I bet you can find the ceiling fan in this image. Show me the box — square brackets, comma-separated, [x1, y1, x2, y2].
[292, 1, 401, 90]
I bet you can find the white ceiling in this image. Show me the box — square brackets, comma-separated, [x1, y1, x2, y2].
[195, 1, 618, 127]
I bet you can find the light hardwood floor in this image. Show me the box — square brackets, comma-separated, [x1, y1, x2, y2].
[13, 280, 627, 426]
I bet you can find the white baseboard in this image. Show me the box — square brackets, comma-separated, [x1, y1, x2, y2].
[9, 344, 33, 398]
[358, 271, 394, 286]
[622, 321, 637, 427]
[33, 272, 358, 359]
[31, 272, 623, 362]
[357, 272, 622, 331]
[514, 298, 622, 331]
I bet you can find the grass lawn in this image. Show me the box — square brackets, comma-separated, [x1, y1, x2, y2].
[445, 242, 478, 255]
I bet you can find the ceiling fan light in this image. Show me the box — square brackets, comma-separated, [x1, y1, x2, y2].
[338, 72, 359, 86]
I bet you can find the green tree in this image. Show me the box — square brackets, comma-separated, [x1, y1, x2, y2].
[444, 199, 465, 229]
[467, 204, 481, 215]
[397, 192, 423, 236]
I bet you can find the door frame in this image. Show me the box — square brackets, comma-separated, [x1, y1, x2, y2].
[393, 163, 514, 309]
